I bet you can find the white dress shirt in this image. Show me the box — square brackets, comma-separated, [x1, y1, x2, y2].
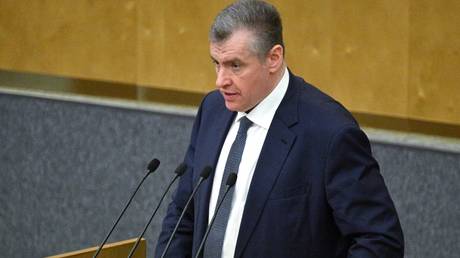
[208, 67, 289, 258]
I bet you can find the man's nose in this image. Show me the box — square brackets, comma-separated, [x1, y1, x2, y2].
[216, 68, 231, 88]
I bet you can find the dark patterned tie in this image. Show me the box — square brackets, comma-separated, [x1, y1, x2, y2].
[203, 116, 252, 258]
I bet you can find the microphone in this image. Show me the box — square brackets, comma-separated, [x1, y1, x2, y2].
[92, 158, 160, 258]
[159, 166, 213, 258]
[126, 162, 188, 258]
[194, 173, 237, 258]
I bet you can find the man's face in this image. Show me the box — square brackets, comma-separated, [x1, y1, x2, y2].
[210, 30, 273, 112]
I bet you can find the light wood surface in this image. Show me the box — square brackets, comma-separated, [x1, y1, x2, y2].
[407, 0, 460, 125]
[45, 238, 145, 258]
[0, 0, 458, 126]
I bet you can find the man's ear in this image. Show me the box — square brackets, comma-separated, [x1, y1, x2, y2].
[266, 44, 284, 73]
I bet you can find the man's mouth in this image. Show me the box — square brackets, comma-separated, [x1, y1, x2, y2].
[221, 91, 240, 102]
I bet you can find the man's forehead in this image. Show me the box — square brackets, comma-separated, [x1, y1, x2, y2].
[210, 45, 252, 63]
[210, 32, 256, 60]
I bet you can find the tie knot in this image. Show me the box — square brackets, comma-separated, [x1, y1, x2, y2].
[238, 116, 252, 133]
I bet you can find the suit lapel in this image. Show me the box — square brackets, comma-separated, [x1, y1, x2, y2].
[234, 75, 300, 258]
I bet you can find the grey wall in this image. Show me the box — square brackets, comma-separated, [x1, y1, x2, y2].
[1, 92, 459, 258]
[372, 144, 460, 258]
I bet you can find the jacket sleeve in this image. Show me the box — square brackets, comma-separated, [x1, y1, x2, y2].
[325, 126, 404, 258]
[154, 101, 204, 258]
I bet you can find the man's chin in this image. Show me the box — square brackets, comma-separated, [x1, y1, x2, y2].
[224, 102, 244, 112]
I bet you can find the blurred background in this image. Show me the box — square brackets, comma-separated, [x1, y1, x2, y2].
[1, 1, 459, 257]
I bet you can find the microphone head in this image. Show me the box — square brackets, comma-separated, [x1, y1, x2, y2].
[147, 158, 160, 173]
[226, 173, 237, 187]
[174, 163, 188, 176]
[200, 166, 213, 179]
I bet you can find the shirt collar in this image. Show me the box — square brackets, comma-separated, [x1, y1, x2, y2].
[236, 67, 289, 129]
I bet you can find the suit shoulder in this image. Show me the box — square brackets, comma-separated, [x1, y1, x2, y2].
[200, 90, 225, 111]
[291, 74, 359, 134]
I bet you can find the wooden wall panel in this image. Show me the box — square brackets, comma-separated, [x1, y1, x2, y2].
[408, 0, 460, 125]
[136, 0, 231, 92]
[328, 0, 409, 117]
[0, 1, 138, 83]
[276, 0, 409, 118]
[274, 0, 333, 96]
[0, 0, 459, 127]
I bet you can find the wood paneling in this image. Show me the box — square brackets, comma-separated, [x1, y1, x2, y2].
[0, 0, 459, 126]
[329, 0, 409, 117]
[276, 0, 409, 118]
[136, 0, 231, 92]
[275, 0, 333, 96]
[0, 1, 138, 83]
[408, 0, 460, 125]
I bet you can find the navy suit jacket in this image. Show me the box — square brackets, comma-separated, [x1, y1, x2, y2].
[156, 71, 404, 258]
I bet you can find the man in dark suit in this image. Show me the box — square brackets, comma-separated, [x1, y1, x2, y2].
[156, 1, 404, 257]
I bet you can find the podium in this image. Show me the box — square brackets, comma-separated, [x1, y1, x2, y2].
[45, 238, 146, 258]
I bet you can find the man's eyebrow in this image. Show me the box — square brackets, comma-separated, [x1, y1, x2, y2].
[209, 56, 243, 65]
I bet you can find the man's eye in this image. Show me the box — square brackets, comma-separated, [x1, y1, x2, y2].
[214, 62, 220, 71]
[232, 63, 240, 70]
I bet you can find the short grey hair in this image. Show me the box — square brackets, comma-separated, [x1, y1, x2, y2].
[209, 0, 284, 59]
